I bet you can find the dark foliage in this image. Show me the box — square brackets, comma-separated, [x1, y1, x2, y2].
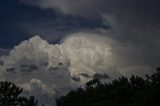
[56, 69, 160, 106]
[0, 81, 38, 106]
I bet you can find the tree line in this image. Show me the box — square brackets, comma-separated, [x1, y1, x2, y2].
[1, 68, 160, 106]
[56, 68, 160, 106]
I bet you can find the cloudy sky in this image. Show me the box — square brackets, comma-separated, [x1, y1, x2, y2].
[0, 0, 160, 71]
[1, 0, 160, 105]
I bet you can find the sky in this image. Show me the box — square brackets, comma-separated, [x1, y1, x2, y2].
[1, 0, 160, 106]
[0, 0, 108, 49]
[0, 0, 160, 70]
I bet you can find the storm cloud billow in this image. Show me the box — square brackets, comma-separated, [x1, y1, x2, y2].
[18, 0, 160, 69]
[1, 0, 160, 106]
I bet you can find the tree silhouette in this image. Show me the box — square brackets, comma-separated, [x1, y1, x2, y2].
[0, 81, 38, 106]
[56, 69, 160, 106]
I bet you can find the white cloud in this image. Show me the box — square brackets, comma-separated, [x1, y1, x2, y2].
[1, 0, 160, 105]
[0, 33, 154, 105]
[0, 34, 119, 105]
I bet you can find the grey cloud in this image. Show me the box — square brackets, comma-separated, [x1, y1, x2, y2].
[19, 0, 160, 47]
[19, 0, 160, 18]
[19, 0, 160, 39]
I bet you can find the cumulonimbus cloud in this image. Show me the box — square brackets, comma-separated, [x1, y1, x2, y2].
[2, 0, 160, 105]
[0, 32, 154, 105]
[0, 33, 118, 105]
[19, 0, 160, 69]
